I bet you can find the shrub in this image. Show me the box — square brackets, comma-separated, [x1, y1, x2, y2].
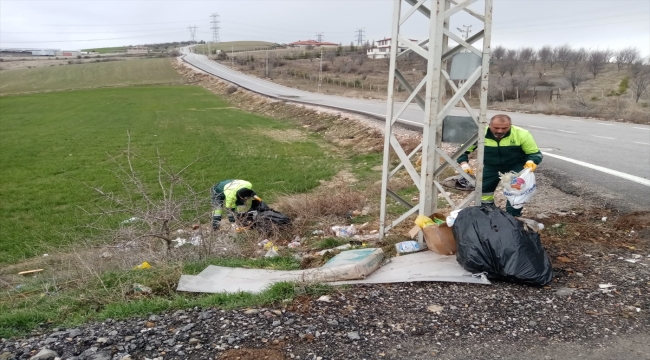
[321, 63, 329, 72]
[590, 96, 599, 101]
[226, 85, 238, 94]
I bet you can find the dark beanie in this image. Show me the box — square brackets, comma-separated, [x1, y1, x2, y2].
[237, 188, 255, 199]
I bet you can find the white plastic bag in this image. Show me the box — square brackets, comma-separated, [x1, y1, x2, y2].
[501, 168, 537, 209]
[331, 225, 357, 238]
[446, 209, 461, 227]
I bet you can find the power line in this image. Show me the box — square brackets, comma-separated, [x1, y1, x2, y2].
[0, 31, 188, 44]
[493, 18, 648, 34]
[210, 13, 220, 43]
[0, 28, 188, 35]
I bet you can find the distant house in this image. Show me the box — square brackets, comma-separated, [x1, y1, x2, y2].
[288, 40, 338, 49]
[367, 38, 418, 59]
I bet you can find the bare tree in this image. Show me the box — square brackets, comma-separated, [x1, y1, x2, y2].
[530, 50, 538, 69]
[548, 47, 558, 69]
[497, 60, 508, 77]
[616, 46, 640, 71]
[587, 49, 612, 79]
[538, 45, 553, 68]
[492, 45, 506, 61]
[555, 44, 573, 73]
[631, 65, 650, 102]
[518, 47, 534, 63]
[324, 50, 336, 65]
[573, 47, 588, 65]
[505, 49, 519, 76]
[565, 65, 588, 92]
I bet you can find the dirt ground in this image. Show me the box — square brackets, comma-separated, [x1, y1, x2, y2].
[0, 54, 155, 71]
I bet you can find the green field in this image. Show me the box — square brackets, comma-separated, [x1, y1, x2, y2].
[193, 41, 278, 54]
[0, 58, 184, 95]
[0, 85, 340, 263]
[81, 46, 128, 54]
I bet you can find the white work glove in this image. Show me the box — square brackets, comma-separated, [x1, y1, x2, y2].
[460, 162, 474, 176]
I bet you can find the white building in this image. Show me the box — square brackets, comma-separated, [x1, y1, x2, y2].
[366, 38, 418, 59]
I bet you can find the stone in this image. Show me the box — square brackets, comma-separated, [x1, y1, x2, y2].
[554, 287, 576, 297]
[88, 351, 112, 360]
[529, 321, 538, 327]
[108, 330, 118, 336]
[181, 323, 195, 332]
[189, 338, 200, 345]
[272, 320, 281, 327]
[43, 338, 57, 345]
[148, 315, 160, 322]
[124, 336, 136, 342]
[30, 348, 59, 360]
[69, 329, 83, 338]
[327, 320, 339, 326]
[347, 332, 361, 341]
[96, 337, 109, 344]
[243, 309, 259, 315]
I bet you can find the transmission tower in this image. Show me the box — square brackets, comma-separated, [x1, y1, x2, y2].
[379, 0, 493, 240]
[210, 13, 220, 43]
[457, 24, 472, 40]
[188, 25, 197, 42]
[356, 28, 365, 47]
[316, 33, 324, 43]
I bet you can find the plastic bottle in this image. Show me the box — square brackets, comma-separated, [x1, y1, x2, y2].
[395, 241, 421, 254]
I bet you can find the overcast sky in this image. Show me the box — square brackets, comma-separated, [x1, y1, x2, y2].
[1, 0, 648, 55]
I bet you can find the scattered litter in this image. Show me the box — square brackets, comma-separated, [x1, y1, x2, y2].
[317, 295, 331, 302]
[189, 235, 202, 246]
[552, 223, 562, 228]
[317, 244, 352, 256]
[601, 217, 607, 222]
[584, 254, 593, 257]
[536, 213, 550, 219]
[121, 217, 139, 224]
[427, 305, 444, 313]
[288, 241, 301, 248]
[599, 283, 615, 290]
[101, 251, 112, 258]
[446, 210, 461, 227]
[352, 233, 380, 241]
[395, 241, 422, 255]
[258, 239, 271, 247]
[265, 247, 279, 258]
[415, 215, 435, 228]
[133, 283, 152, 294]
[176, 229, 185, 234]
[408, 212, 457, 255]
[18, 269, 43, 275]
[312, 230, 324, 236]
[517, 217, 545, 233]
[134, 262, 151, 270]
[42, 254, 49, 257]
[331, 225, 357, 238]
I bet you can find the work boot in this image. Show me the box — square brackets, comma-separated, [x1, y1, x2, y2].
[212, 215, 222, 231]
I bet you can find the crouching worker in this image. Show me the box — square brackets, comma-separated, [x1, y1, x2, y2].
[211, 179, 261, 230]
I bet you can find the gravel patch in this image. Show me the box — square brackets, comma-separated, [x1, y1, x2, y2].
[2, 249, 648, 360]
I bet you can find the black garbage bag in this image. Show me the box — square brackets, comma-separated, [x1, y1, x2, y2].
[239, 201, 291, 232]
[452, 204, 553, 286]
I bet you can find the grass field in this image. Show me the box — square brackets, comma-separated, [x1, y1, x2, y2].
[0, 58, 184, 95]
[81, 46, 128, 54]
[193, 41, 277, 54]
[0, 85, 341, 263]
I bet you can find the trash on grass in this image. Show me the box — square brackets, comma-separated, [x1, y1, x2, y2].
[331, 225, 357, 238]
[288, 241, 301, 248]
[133, 283, 152, 294]
[121, 217, 139, 224]
[317, 295, 331, 302]
[18, 269, 43, 275]
[258, 239, 271, 247]
[312, 230, 325, 236]
[134, 262, 151, 270]
[601, 217, 607, 222]
[517, 218, 545, 233]
[265, 247, 279, 258]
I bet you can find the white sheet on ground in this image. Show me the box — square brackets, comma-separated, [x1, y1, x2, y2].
[177, 250, 488, 294]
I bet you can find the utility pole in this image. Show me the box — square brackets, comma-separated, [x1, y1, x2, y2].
[188, 25, 197, 43]
[316, 33, 324, 43]
[457, 25, 472, 40]
[318, 49, 323, 92]
[356, 28, 365, 47]
[265, 49, 269, 78]
[210, 13, 220, 43]
[379, 0, 493, 240]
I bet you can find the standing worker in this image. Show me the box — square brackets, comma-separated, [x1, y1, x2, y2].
[211, 179, 261, 230]
[457, 114, 542, 216]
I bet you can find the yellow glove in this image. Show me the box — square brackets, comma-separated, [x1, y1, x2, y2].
[460, 163, 474, 176]
[524, 161, 537, 172]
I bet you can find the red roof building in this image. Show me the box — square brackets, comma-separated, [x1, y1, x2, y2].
[289, 40, 338, 48]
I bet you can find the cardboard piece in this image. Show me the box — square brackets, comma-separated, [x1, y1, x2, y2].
[409, 212, 457, 255]
[177, 248, 384, 294]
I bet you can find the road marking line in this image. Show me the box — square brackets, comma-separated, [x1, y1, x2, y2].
[591, 135, 615, 140]
[597, 123, 614, 126]
[633, 127, 650, 131]
[557, 129, 576, 134]
[634, 141, 650, 146]
[543, 152, 650, 187]
[528, 125, 547, 129]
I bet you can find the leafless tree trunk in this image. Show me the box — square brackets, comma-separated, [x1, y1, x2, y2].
[538, 45, 553, 68]
[565, 65, 588, 92]
[631, 65, 650, 102]
[572, 47, 587, 65]
[587, 49, 612, 79]
[505, 49, 519, 77]
[555, 44, 573, 73]
[616, 46, 640, 71]
[530, 51, 538, 69]
[497, 60, 508, 77]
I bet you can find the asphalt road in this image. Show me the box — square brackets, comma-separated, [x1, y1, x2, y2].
[181, 49, 650, 210]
